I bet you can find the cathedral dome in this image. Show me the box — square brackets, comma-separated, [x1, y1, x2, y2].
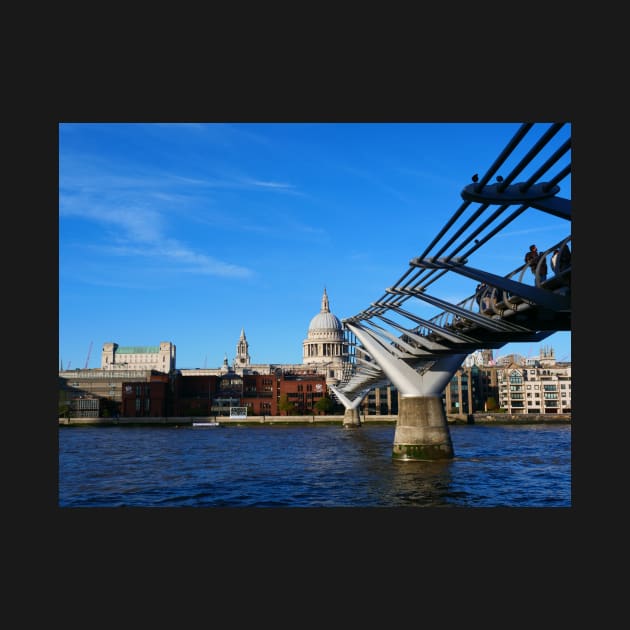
[308, 311, 342, 332]
[303, 288, 345, 381]
[307, 288, 342, 334]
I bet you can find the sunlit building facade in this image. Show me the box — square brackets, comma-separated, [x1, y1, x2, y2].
[60, 293, 570, 418]
[101, 342, 176, 373]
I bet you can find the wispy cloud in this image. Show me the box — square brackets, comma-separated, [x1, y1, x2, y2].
[59, 130, 311, 280]
[245, 179, 295, 189]
[235, 177, 306, 197]
[59, 198, 253, 278]
[89, 242, 252, 277]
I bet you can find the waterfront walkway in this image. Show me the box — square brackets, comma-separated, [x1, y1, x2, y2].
[58, 413, 570, 427]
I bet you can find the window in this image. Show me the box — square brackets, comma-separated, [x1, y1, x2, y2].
[509, 371, 522, 385]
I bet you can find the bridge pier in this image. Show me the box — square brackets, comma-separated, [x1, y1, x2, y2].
[329, 384, 368, 428]
[345, 323, 466, 461]
[393, 395, 453, 460]
[342, 407, 362, 428]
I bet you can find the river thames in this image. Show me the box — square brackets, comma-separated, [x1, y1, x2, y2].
[58, 422, 571, 508]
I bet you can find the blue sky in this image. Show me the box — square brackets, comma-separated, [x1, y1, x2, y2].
[59, 122, 571, 370]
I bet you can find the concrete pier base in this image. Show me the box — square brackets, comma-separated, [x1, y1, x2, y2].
[342, 408, 362, 428]
[392, 395, 454, 460]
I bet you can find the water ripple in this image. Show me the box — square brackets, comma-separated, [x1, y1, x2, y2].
[59, 424, 571, 508]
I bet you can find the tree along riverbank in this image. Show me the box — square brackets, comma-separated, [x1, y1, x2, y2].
[58, 412, 570, 427]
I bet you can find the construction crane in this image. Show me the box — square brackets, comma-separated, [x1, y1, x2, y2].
[84, 341, 93, 369]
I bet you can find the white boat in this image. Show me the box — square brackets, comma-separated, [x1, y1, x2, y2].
[192, 420, 222, 427]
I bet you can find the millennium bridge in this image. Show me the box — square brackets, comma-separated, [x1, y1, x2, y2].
[329, 122, 571, 461]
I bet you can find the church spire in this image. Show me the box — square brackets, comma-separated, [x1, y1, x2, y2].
[235, 327, 251, 367]
[321, 287, 330, 313]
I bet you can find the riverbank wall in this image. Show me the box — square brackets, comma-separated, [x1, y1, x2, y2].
[58, 412, 570, 427]
[446, 412, 571, 424]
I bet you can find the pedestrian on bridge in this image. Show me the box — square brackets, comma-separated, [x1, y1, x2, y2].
[476, 283, 491, 311]
[551, 249, 560, 274]
[559, 245, 571, 270]
[525, 244, 547, 282]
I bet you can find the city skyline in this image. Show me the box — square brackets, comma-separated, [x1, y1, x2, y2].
[59, 122, 571, 370]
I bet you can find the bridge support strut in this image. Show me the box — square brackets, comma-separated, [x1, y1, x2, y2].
[329, 384, 368, 428]
[346, 323, 466, 461]
[393, 395, 453, 460]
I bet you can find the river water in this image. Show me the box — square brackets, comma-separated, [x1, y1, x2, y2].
[58, 423, 571, 508]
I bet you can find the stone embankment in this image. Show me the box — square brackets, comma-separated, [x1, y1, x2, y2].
[446, 412, 571, 424]
[59, 413, 569, 427]
[58, 415, 397, 426]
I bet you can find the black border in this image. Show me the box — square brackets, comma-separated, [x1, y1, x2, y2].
[22, 46, 591, 590]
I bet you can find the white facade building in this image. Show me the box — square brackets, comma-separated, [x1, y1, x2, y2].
[101, 342, 176, 373]
[302, 288, 346, 384]
[496, 361, 571, 414]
